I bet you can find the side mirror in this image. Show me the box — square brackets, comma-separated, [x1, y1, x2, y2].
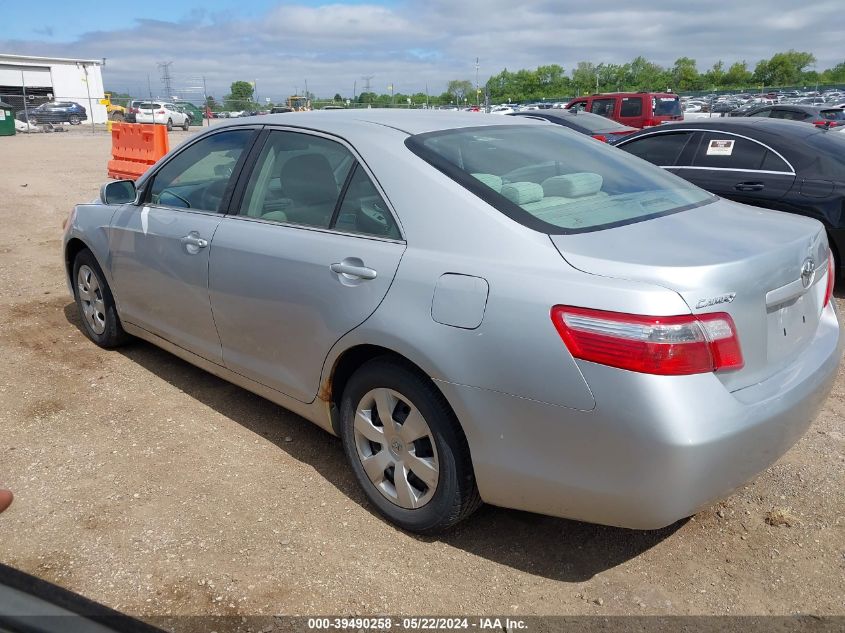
[100, 180, 137, 205]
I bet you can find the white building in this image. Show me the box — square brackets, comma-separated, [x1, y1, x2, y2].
[0, 54, 107, 123]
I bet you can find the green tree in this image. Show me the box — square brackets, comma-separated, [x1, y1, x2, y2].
[333, 93, 343, 102]
[703, 61, 725, 88]
[754, 50, 816, 86]
[447, 79, 473, 104]
[671, 57, 702, 90]
[224, 80, 255, 111]
[571, 61, 598, 94]
[723, 61, 752, 88]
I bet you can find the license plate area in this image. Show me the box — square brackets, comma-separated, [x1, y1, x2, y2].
[766, 292, 818, 364]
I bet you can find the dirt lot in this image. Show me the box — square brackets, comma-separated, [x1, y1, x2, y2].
[0, 125, 843, 625]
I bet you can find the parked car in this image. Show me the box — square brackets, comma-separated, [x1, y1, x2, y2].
[507, 109, 637, 142]
[134, 102, 190, 130]
[738, 104, 845, 128]
[566, 92, 683, 128]
[124, 100, 143, 123]
[18, 101, 87, 125]
[616, 118, 845, 277]
[64, 111, 840, 534]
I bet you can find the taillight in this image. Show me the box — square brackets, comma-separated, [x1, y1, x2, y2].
[157, 110, 165, 114]
[591, 134, 609, 142]
[824, 252, 835, 308]
[550, 306, 744, 375]
[642, 118, 660, 127]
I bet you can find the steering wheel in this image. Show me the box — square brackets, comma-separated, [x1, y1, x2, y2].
[199, 179, 229, 212]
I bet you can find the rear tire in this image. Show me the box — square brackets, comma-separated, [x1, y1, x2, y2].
[72, 249, 130, 349]
[339, 357, 481, 534]
[69, 115, 81, 125]
[166, 118, 173, 131]
[109, 111, 124, 122]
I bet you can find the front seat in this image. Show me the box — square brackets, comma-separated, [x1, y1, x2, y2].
[278, 153, 339, 227]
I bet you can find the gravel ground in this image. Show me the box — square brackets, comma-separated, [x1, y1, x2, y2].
[0, 126, 843, 627]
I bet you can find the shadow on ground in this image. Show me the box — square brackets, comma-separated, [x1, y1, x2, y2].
[64, 302, 682, 582]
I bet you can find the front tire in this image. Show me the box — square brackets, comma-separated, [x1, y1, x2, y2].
[182, 118, 189, 131]
[72, 249, 129, 348]
[339, 358, 481, 533]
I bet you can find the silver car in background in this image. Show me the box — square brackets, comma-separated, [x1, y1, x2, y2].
[63, 111, 841, 533]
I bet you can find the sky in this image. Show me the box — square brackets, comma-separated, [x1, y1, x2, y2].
[2, 0, 843, 101]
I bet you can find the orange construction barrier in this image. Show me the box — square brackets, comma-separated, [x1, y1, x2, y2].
[107, 123, 169, 181]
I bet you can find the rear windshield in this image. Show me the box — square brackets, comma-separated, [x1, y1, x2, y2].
[559, 112, 628, 133]
[139, 103, 160, 109]
[405, 125, 715, 234]
[652, 96, 682, 117]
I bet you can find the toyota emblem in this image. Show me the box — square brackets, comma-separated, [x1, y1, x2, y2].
[801, 258, 815, 289]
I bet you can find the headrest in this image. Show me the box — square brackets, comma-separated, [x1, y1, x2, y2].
[542, 173, 603, 198]
[501, 181, 544, 205]
[471, 173, 503, 193]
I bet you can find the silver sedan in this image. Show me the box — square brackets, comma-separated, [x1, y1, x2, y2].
[63, 111, 842, 533]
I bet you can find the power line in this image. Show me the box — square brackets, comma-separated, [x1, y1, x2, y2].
[361, 75, 374, 93]
[157, 61, 174, 99]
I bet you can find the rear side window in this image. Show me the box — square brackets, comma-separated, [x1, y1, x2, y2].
[406, 125, 714, 234]
[334, 165, 401, 239]
[590, 98, 615, 117]
[748, 108, 771, 118]
[820, 109, 845, 121]
[619, 97, 643, 117]
[239, 130, 354, 228]
[692, 133, 768, 170]
[652, 97, 682, 116]
[619, 132, 695, 166]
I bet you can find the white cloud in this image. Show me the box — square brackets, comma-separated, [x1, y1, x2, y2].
[1, 0, 842, 100]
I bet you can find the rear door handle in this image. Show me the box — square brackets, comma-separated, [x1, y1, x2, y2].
[735, 182, 765, 192]
[330, 262, 377, 280]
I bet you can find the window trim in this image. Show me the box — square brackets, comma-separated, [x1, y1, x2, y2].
[226, 125, 406, 242]
[137, 125, 262, 215]
[618, 128, 796, 174]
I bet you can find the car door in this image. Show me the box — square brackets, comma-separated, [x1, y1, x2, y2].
[109, 127, 258, 363]
[678, 131, 796, 205]
[208, 129, 406, 403]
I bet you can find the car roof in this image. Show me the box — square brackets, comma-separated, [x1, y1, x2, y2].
[622, 117, 823, 140]
[211, 109, 546, 137]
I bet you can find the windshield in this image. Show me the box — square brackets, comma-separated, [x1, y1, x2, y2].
[652, 97, 682, 116]
[405, 125, 715, 234]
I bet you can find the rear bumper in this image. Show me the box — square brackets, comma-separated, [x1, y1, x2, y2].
[438, 302, 841, 529]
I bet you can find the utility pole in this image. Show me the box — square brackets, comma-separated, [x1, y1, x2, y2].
[353, 80, 357, 104]
[475, 57, 480, 105]
[361, 75, 374, 94]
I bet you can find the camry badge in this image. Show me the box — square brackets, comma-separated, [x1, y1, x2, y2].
[801, 258, 815, 289]
[695, 293, 736, 309]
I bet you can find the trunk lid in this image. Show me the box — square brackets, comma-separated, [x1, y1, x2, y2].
[551, 199, 830, 391]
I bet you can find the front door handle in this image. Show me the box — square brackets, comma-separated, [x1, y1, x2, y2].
[331, 262, 377, 280]
[735, 182, 765, 192]
[180, 232, 209, 255]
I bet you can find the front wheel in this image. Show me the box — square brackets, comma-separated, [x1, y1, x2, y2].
[166, 118, 173, 131]
[339, 358, 481, 533]
[182, 118, 189, 131]
[72, 249, 130, 348]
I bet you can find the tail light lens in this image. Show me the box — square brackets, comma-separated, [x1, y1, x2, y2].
[551, 306, 744, 375]
[824, 252, 835, 308]
[642, 117, 660, 127]
[591, 134, 609, 142]
[157, 110, 166, 114]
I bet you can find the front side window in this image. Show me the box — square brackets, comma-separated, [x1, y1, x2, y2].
[568, 100, 587, 112]
[148, 129, 254, 212]
[406, 125, 714, 234]
[620, 132, 696, 166]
